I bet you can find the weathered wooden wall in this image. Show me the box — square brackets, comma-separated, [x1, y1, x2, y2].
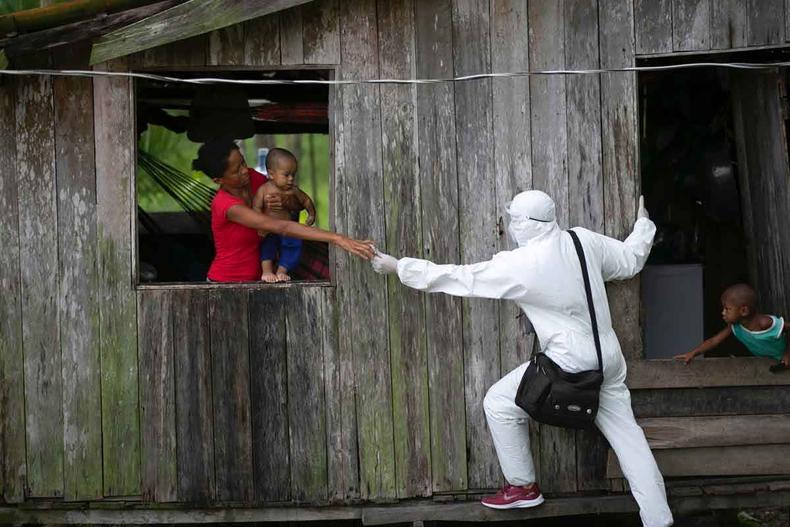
[2, 0, 790, 509]
[634, 0, 790, 55]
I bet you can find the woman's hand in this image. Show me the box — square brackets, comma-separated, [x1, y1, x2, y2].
[264, 193, 284, 212]
[335, 235, 375, 260]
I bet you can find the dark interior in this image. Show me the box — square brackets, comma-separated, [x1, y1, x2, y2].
[639, 65, 749, 357]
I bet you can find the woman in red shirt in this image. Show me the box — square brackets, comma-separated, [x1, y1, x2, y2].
[193, 139, 373, 282]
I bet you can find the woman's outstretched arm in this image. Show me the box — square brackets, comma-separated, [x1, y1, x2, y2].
[227, 204, 375, 260]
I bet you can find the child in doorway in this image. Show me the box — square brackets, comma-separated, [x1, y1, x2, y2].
[674, 283, 789, 368]
[252, 147, 316, 282]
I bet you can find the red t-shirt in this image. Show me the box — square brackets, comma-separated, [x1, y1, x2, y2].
[207, 169, 267, 282]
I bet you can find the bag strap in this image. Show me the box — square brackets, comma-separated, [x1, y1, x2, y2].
[568, 230, 603, 372]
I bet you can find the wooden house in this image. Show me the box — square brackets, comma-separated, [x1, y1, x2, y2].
[1, 0, 789, 524]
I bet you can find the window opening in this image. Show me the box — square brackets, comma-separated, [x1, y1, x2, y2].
[135, 69, 331, 285]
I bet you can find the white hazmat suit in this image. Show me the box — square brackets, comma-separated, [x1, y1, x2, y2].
[372, 191, 673, 527]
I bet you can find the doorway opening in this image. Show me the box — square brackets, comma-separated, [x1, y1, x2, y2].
[638, 50, 790, 359]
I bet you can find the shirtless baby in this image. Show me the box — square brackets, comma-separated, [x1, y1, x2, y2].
[252, 147, 316, 282]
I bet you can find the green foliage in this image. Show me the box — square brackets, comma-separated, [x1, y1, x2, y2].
[262, 134, 331, 230]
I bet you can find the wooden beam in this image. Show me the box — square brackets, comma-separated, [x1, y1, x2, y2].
[626, 357, 790, 389]
[608, 445, 790, 478]
[0, 506, 361, 524]
[0, 1, 182, 60]
[631, 385, 790, 418]
[639, 414, 790, 449]
[3, 489, 790, 524]
[90, 0, 314, 65]
[0, 49, 7, 69]
[364, 495, 639, 524]
[364, 488, 790, 525]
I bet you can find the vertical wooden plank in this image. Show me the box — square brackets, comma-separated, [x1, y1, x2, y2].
[52, 53, 103, 501]
[249, 289, 290, 502]
[339, 0, 396, 500]
[529, 0, 576, 494]
[576, 427, 610, 491]
[321, 286, 359, 501]
[0, 77, 26, 504]
[208, 25, 245, 66]
[452, 0, 500, 490]
[599, 0, 642, 361]
[748, 0, 784, 46]
[280, 6, 305, 65]
[16, 62, 63, 499]
[565, 0, 604, 233]
[243, 14, 281, 66]
[327, 74, 361, 501]
[378, 0, 431, 499]
[634, 0, 672, 54]
[414, 0, 466, 493]
[328, 149, 354, 510]
[673, 0, 711, 51]
[492, 0, 534, 375]
[303, 0, 341, 64]
[173, 289, 214, 503]
[529, 0, 569, 226]
[138, 290, 176, 502]
[565, 0, 608, 493]
[286, 288, 328, 502]
[209, 289, 253, 502]
[711, 0, 747, 49]
[94, 58, 141, 497]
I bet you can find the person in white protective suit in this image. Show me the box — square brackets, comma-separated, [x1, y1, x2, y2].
[371, 190, 673, 527]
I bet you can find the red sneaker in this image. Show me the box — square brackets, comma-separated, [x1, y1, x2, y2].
[481, 483, 544, 509]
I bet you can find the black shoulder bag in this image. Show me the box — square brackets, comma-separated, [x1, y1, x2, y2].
[514, 229, 604, 429]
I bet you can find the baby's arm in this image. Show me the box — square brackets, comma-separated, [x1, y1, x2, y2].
[296, 188, 316, 226]
[674, 325, 732, 364]
[782, 324, 790, 366]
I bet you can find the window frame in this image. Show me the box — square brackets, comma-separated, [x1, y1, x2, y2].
[131, 65, 338, 291]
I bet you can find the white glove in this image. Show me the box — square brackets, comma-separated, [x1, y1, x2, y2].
[637, 195, 650, 220]
[371, 250, 399, 274]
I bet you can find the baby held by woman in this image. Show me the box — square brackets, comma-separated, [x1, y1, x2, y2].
[252, 147, 316, 282]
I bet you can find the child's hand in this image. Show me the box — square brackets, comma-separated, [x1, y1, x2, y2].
[783, 352, 790, 368]
[673, 351, 696, 365]
[306, 215, 316, 226]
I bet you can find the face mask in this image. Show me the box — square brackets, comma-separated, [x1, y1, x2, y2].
[507, 215, 553, 247]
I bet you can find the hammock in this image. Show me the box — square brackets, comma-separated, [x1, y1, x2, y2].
[137, 149, 214, 233]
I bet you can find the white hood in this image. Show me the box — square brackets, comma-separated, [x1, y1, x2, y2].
[506, 190, 560, 246]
